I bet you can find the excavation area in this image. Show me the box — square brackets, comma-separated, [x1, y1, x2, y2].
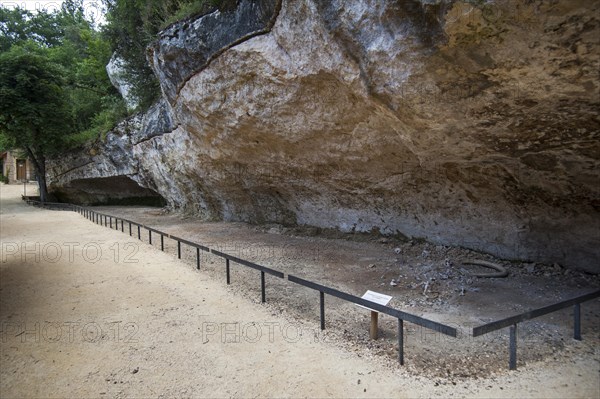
[1, 184, 599, 398]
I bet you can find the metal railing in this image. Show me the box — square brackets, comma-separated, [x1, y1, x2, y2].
[24, 199, 599, 370]
[288, 274, 457, 364]
[472, 289, 600, 370]
[211, 249, 285, 303]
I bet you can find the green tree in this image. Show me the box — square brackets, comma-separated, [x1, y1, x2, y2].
[1, 2, 126, 142]
[0, 43, 74, 202]
[0, 3, 128, 202]
[0, 7, 64, 51]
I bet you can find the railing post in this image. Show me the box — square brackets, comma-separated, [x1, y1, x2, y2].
[574, 303, 581, 341]
[509, 324, 518, 370]
[109, 217, 112, 229]
[370, 311, 379, 340]
[121, 220, 124, 232]
[320, 291, 325, 330]
[177, 241, 181, 259]
[226, 259, 230, 285]
[398, 319, 404, 365]
[160, 234, 164, 251]
[137, 225, 141, 240]
[129, 222, 132, 236]
[196, 247, 200, 270]
[149, 230, 152, 245]
[261, 271, 266, 303]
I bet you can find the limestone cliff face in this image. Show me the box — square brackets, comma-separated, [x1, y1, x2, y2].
[49, 100, 174, 205]
[106, 54, 139, 111]
[49, 0, 600, 273]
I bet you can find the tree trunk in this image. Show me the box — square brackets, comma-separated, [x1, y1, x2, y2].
[25, 147, 48, 203]
[37, 166, 49, 203]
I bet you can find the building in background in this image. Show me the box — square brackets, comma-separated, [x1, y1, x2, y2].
[0, 151, 34, 183]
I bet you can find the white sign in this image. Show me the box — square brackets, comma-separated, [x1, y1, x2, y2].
[356, 290, 392, 312]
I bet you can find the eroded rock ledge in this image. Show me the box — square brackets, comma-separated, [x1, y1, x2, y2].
[49, 0, 600, 273]
[148, 0, 281, 103]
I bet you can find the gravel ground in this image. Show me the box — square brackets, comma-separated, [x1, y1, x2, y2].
[1, 183, 599, 398]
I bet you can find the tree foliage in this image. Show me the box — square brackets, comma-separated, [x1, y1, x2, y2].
[0, 44, 73, 151]
[0, 1, 126, 143]
[0, 7, 63, 51]
[0, 0, 126, 200]
[0, 43, 73, 200]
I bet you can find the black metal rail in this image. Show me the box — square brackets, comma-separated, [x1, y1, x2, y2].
[472, 289, 600, 370]
[26, 200, 72, 210]
[24, 199, 600, 370]
[288, 274, 457, 365]
[288, 275, 456, 335]
[211, 249, 285, 303]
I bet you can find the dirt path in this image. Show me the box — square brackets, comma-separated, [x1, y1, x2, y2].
[91, 203, 600, 380]
[1, 183, 599, 398]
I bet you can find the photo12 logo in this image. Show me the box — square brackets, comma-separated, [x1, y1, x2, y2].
[1, 320, 139, 344]
[1, 241, 140, 264]
[0, 1, 106, 25]
[201, 322, 321, 344]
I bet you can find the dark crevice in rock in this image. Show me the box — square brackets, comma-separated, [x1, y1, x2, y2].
[52, 161, 95, 179]
[52, 176, 167, 206]
[391, 0, 451, 47]
[133, 123, 182, 147]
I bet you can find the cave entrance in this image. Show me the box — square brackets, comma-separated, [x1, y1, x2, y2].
[52, 175, 167, 206]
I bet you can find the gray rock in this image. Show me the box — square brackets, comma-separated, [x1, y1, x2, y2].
[148, 0, 281, 103]
[106, 53, 139, 111]
[49, 0, 600, 274]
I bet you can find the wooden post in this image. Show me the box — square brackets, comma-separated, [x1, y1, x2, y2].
[370, 311, 379, 340]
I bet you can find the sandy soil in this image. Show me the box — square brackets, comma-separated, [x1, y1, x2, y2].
[1, 183, 599, 398]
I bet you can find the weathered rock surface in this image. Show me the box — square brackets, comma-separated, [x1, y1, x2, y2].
[148, 0, 281, 103]
[49, 100, 174, 205]
[49, 0, 600, 273]
[106, 54, 139, 111]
